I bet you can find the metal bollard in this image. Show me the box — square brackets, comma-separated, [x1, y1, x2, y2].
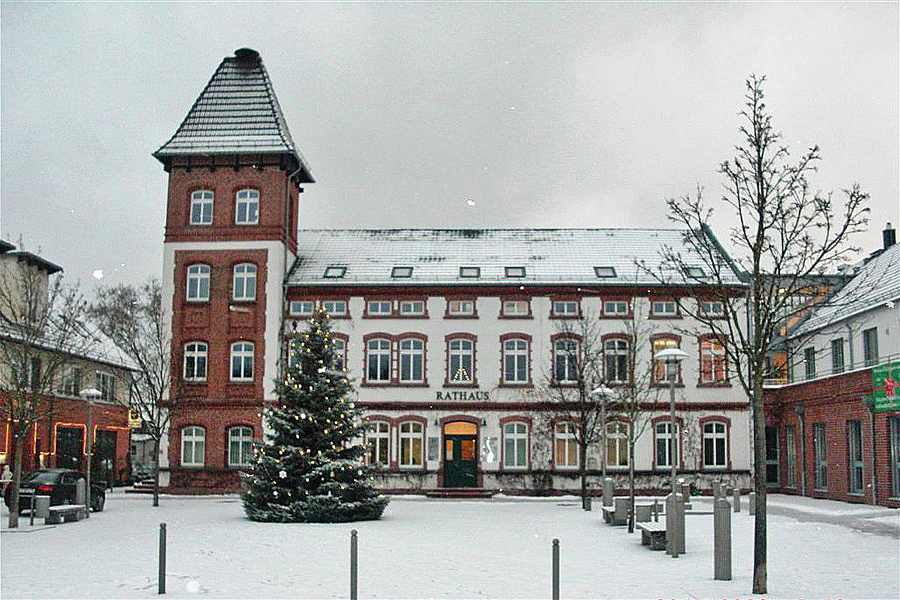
[652, 500, 659, 522]
[749, 492, 756, 515]
[158, 523, 167, 595]
[602, 477, 614, 507]
[350, 529, 358, 600]
[552, 538, 560, 600]
[30, 492, 35, 526]
[714, 497, 732, 580]
[733, 487, 740, 513]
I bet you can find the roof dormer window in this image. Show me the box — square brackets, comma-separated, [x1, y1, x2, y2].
[391, 266, 413, 279]
[459, 266, 480, 279]
[685, 266, 706, 279]
[324, 266, 347, 279]
[594, 266, 616, 278]
[505, 266, 526, 278]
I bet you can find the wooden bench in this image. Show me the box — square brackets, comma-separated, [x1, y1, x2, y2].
[636, 522, 667, 551]
[45, 504, 86, 525]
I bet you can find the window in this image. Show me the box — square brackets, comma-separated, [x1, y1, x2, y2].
[228, 426, 253, 467]
[367, 421, 390, 465]
[399, 300, 425, 316]
[447, 299, 475, 316]
[655, 422, 679, 468]
[785, 425, 797, 488]
[183, 342, 208, 382]
[503, 338, 529, 384]
[552, 301, 579, 317]
[848, 420, 864, 495]
[831, 338, 845, 374]
[503, 422, 528, 469]
[399, 422, 423, 467]
[594, 266, 616, 278]
[235, 189, 259, 224]
[701, 301, 724, 317]
[684, 266, 705, 278]
[367, 300, 392, 316]
[190, 190, 214, 225]
[502, 300, 529, 317]
[391, 266, 413, 278]
[604, 338, 629, 383]
[230, 342, 254, 381]
[322, 300, 347, 316]
[181, 426, 205, 467]
[703, 421, 727, 468]
[554, 338, 579, 383]
[186, 264, 210, 302]
[448, 338, 474, 384]
[863, 328, 879, 366]
[804, 347, 816, 380]
[289, 301, 314, 316]
[366, 339, 391, 382]
[332, 337, 347, 371]
[459, 267, 480, 279]
[57, 365, 82, 397]
[399, 338, 425, 383]
[96, 372, 116, 402]
[813, 423, 827, 490]
[232, 263, 257, 301]
[765, 425, 780, 486]
[554, 422, 578, 468]
[603, 300, 629, 317]
[700, 338, 728, 384]
[606, 421, 629, 468]
[651, 300, 678, 316]
[890, 417, 900, 498]
[323, 266, 346, 279]
[652, 337, 680, 383]
[504, 266, 526, 278]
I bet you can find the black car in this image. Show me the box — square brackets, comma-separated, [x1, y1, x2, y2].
[3, 469, 105, 512]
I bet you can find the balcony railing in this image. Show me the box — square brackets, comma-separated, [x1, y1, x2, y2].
[763, 352, 900, 388]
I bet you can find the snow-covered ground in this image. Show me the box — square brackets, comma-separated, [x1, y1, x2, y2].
[2, 491, 898, 599]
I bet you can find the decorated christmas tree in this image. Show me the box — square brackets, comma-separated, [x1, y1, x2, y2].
[242, 309, 389, 522]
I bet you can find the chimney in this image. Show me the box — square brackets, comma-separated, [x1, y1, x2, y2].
[884, 222, 896, 250]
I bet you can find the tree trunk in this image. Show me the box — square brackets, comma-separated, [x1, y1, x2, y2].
[152, 438, 160, 507]
[627, 438, 636, 533]
[752, 377, 767, 594]
[7, 435, 24, 528]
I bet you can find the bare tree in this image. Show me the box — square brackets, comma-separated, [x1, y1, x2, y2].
[0, 253, 90, 528]
[658, 75, 870, 594]
[90, 278, 171, 506]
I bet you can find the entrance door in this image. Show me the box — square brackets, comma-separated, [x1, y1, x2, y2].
[443, 421, 477, 488]
[93, 430, 117, 486]
[57, 426, 84, 471]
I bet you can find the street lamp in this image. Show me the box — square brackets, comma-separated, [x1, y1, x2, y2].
[654, 348, 688, 494]
[79, 387, 101, 518]
[591, 385, 614, 477]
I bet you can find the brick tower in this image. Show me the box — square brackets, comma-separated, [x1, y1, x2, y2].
[154, 48, 313, 492]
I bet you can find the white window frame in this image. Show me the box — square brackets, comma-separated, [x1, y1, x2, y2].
[322, 300, 347, 316]
[367, 300, 392, 316]
[700, 301, 724, 317]
[604, 338, 629, 383]
[232, 263, 257, 301]
[552, 301, 579, 316]
[606, 421, 629, 468]
[183, 342, 208, 382]
[181, 426, 205, 467]
[448, 338, 474, 384]
[235, 188, 259, 225]
[700, 338, 728, 384]
[447, 299, 475, 316]
[502, 300, 530, 316]
[230, 341, 254, 382]
[186, 264, 210, 302]
[399, 421, 424, 467]
[96, 371, 117, 402]
[652, 300, 678, 316]
[399, 300, 425, 316]
[655, 422, 679, 469]
[189, 190, 214, 225]
[503, 338, 529, 384]
[366, 338, 391, 382]
[228, 426, 253, 467]
[399, 338, 425, 383]
[603, 300, 629, 316]
[57, 365, 83, 397]
[289, 300, 315, 316]
[503, 422, 528, 469]
[554, 338, 579, 383]
[332, 338, 347, 371]
[702, 421, 728, 468]
[554, 422, 579, 469]
[366, 421, 390, 465]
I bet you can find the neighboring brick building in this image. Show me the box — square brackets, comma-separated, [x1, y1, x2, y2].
[155, 48, 753, 496]
[764, 227, 900, 507]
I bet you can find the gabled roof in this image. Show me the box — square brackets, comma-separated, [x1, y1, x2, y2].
[286, 228, 745, 287]
[792, 243, 900, 337]
[5, 251, 63, 275]
[153, 48, 313, 182]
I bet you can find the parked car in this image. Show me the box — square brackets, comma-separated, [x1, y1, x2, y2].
[3, 469, 105, 512]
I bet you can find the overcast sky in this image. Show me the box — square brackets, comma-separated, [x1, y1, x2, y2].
[1, 2, 897, 291]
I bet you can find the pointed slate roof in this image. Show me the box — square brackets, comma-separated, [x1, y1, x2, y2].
[154, 48, 313, 182]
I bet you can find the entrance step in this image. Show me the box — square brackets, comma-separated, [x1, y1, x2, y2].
[425, 488, 496, 499]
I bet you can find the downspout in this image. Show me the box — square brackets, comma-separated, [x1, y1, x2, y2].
[280, 164, 304, 382]
[795, 404, 806, 496]
[866, 397, 878, 506]
[845, 323, 855, 369]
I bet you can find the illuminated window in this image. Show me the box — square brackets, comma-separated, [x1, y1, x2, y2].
[367, 421, 390, 465]
[652, 337, 680, 382]
[700, 338, 728, 383]
[554, 422, 578, 468]
[399, 421, 423, 467]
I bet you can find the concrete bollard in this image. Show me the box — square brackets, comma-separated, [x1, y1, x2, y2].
[714, 497, 732, 580]
[350, 529, 358, 600]
[158, 523, 167, 595]
[75, 479, 86, 506]
[552, 538, 560, 600]
[665, 493, 685, 558]
[35, 495, 50, 519]
[733, 487, 740, 513]
[602, 477, 614, 507]
[679, 480, 691, 505]
[749, 492, 756, 515]
[584, 495, 592, 511]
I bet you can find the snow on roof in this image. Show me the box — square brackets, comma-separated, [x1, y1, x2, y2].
[792, 243, 900, 337]
[287, 228, 744, 287]
[153, 48, 313, 183]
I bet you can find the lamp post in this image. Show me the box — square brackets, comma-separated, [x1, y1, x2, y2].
[591, 385, 614, 477]
[79, 387, 101, 517]
[655, 348, 688, 494]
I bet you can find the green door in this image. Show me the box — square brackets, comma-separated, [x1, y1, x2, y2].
[444, 435, 477, 487]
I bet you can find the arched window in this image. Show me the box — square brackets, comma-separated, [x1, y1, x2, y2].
[554, 422, 578, 468]
[604, 338, 629, 383]
[399, 421, 423, 467]
[503, 338, 529, 384]
[186, 264, 210, 302]
[366, 338, 391, 382]
[554, 338, 579, 383]
[700, 338, 728, 384]
[230, 342, 254, 381]
[183, 342, 208, 382]
[181, 426, 205, 467]
[190, 190, 214, 225]
[655, 421, 679, 468]
[232, 263, 257, 301]
[366, 421, 390, 465]
[228, 426, 253, 467]
[703, 421, 728, 468]
[399, 338, 425, 383]
[606, 421, 629, 468]
[448, 338, 474, 384]
[503, 422, 528, 469]
[235, 189, 259, 224]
